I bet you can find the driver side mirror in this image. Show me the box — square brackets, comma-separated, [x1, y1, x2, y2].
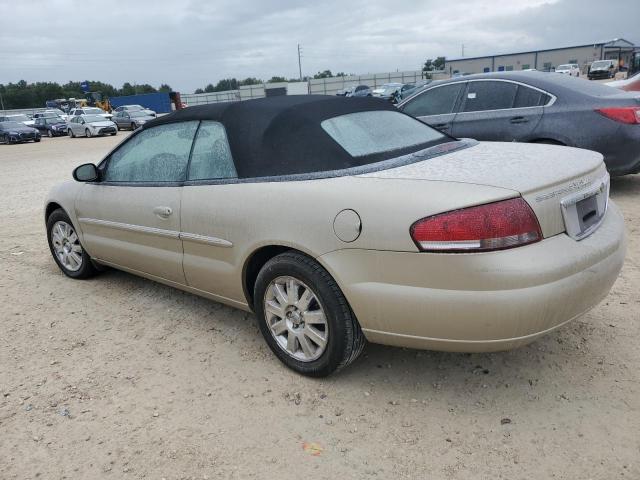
[73, 163, 99, 182]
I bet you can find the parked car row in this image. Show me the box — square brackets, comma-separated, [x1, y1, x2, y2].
[0, 104, 160, 144]
[398, 71, 640, 176]
[336, 80, 432, 103]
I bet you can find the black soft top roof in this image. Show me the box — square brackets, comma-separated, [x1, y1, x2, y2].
[143, 95, 401, 178]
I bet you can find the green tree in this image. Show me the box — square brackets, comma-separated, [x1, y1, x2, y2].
[313, 70, 333, 79]
[120, 82, 136, 96]
[267, 76, 287, 83]
[239, 77, 261, 86]
[204, 84, 216, 93]
[158, 83, 172, 93]
[194, 88, 205, 94]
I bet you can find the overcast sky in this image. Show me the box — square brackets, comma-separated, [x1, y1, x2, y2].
[0, 0, 637, 92]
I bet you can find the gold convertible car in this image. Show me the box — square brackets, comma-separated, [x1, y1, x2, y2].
[45, 96, 626, 376]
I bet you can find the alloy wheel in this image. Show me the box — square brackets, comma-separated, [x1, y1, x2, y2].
[263, 276, 329, 362]
[50, 221, 83, 272]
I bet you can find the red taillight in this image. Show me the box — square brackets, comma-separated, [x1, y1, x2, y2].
[410, 198, 542, 253]
[596, 107, 640, 124]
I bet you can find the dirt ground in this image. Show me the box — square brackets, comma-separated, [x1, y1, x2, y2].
[0, 133, 638, 480]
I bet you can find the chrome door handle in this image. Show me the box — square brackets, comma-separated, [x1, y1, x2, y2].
[153, 206, 173, 218]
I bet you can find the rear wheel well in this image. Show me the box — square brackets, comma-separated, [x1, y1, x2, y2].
[45, 202, 63, 221]
[243, 245, 297, 309]
[530, 138, 565, 146]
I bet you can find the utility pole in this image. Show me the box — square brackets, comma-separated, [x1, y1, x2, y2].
[297, 43, 303, 81]
[461, 44, 465, 57]
[0, 91, 4, 111]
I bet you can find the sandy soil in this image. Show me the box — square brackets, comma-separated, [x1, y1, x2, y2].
[0, 134, 638, 480]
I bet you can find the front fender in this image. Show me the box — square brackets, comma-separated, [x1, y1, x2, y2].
[45, 180, 85, 243]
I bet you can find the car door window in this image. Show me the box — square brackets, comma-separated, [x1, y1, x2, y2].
[104, 121, 199, 182]
[187, 121, 237, 180]
[402, 83, 464, 117]
[462, 81, 518, 112]
[513, 85, 550, 108]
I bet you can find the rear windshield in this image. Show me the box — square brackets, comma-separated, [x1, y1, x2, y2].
[9, 115, 29, 122]
[557, 64, 573, 69]
[321, 110, 446, 158]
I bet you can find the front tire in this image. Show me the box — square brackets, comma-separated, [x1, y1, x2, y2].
[131, 123, 137, 131]
[46, 209, 99, 279]
[85, 129, 92, 138]
[254, 251, 365, 377]
[47, 130, 53, 138]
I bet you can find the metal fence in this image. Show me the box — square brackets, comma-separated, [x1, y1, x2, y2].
[180, 90, 240, 106]
[308, 70, 448, 95]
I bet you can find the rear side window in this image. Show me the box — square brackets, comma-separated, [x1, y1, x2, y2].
[402, 83, 464, 117]
[513, 85, 550, 108]
[321, 110, 446, 158]
[188, 121, 237, 180]
[462, 81, 517, 112]
[104, 121, 199, 182]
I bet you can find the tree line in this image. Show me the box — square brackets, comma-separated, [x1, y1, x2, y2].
[1, 59, 444, 108]
[0, 80, 173, 110]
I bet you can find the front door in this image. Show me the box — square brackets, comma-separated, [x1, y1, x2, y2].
[75, 120, 200, 284]
[180, 121, 242, 301]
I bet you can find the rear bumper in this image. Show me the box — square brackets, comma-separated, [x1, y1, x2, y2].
[601, 125, 640, 176]
[318, 202, 626, 352]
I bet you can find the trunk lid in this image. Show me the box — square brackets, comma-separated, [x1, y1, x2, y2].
[358, 141, 609, 238]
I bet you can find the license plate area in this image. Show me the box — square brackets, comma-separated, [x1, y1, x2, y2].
[561, 174, 609, 241]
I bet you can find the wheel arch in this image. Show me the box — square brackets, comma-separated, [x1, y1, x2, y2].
[242, 244, 339, 310]
[530, 138, 566, 146]
[45, 201, 64, 221]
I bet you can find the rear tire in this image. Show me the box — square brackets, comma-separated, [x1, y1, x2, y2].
[69, 129, 75, 138]
[254, 251, 366, 377]
[46, 209, 99, 279]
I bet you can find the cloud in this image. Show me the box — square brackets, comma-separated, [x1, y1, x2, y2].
[0, 0, 637, 92]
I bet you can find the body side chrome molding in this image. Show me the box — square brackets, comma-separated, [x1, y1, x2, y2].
[179, 232, 233, 248]
[78, 217, 233, 247]
[78, 217, 179, 239]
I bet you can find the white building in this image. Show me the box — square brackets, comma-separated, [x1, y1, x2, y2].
[444, 38, 638, 75]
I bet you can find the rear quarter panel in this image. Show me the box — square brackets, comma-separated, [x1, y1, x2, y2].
[180, 176, 516, 304]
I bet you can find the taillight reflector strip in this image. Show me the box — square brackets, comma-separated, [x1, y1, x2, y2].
[410, 197, 543, 253]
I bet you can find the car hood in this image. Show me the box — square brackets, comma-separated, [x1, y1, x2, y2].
[358, 141, 607, 238]
[88, 121, 114, 127]
[131, 116, 155, 122]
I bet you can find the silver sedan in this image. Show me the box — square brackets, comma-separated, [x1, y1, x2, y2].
[67, 115, 117, 138]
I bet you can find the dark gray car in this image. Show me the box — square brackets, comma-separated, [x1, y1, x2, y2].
[398, 71, 640, 176]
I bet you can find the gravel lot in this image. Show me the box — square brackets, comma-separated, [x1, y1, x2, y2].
[1, 133, 638, 479]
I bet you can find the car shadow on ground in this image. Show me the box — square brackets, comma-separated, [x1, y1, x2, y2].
[90, 265, 602, 405]
[610, 174, 640, 197]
